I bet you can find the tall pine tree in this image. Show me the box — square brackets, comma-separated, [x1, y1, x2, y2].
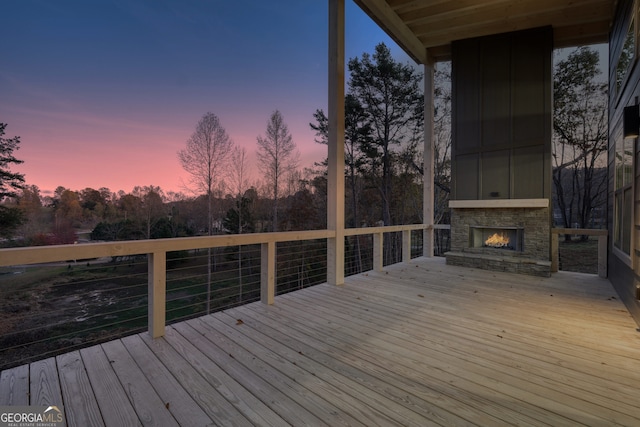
[0, 123, 26, 238]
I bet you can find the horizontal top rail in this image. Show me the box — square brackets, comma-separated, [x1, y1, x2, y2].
[0, 224, 446, 267]
[0, 229, 335, 267]
[449, 199, 549, 209]
[551, 228, 608, 236]
[343, 223, 432, 236]
[433, 224, 451, 230]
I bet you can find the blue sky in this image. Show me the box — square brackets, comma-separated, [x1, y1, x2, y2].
[1, 0, 413, 195]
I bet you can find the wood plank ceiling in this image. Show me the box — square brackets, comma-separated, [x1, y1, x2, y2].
[353, 0, 617, 63]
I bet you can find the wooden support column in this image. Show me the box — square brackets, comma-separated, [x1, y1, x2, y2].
[261, 241, 275, 304]
[148, 251, 166, 338]
[327, 0, 345, 285]
[424, 57, 435, 257]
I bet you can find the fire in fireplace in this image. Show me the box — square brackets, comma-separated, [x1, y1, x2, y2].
[485, 232, 511, 248]
[470, 226, 524, 252]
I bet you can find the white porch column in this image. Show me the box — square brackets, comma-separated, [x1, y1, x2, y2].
[423, 58, 435, 257]
[327, 0, 345, 285]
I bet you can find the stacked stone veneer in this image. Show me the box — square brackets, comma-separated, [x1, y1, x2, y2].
[446, 206, 551, 277]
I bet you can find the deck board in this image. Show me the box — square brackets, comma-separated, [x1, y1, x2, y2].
[199, 313, 419, 426]
[263, 290, 576, 426]
[137, 328, 254, 426]
[167, 321, 323, 426]
[29, 357, 63, 408]
[100, 339, 179, 427]
[79, 344, 142, 427]
[284, 281, 634, 425]
[225, 305, 503, 426]
[120, 334, 215, 427]
[3, 257, 640, 426]
[295, 285, 640, 414]
[56, 351, 105, 427]
[0, 363, 28, 405]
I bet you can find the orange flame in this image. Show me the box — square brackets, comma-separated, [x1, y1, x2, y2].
[485, 232, 510, 248]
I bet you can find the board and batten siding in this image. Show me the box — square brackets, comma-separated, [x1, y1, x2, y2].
[451, 27, 552, 201]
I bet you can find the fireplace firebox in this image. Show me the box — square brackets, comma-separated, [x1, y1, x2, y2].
[470, 226, 523, 251]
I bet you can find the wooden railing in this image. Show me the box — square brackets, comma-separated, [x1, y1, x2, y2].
[0, 225, 432, 339]
[1, 224, 602, 345]
[551, 228, 608, 278]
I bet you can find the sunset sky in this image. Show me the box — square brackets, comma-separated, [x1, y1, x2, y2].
[1, 0, 413, 197]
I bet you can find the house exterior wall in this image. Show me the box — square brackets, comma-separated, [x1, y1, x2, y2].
[609, 0, 640, 326]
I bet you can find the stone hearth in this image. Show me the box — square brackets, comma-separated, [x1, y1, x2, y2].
[445, 199, 551, 277]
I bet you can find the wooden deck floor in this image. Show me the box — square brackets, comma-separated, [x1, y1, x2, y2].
[2, 257, 640, 426]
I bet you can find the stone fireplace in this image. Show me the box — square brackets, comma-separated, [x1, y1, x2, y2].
[447, 29, 552, 277]
[445, 199, 551, 277]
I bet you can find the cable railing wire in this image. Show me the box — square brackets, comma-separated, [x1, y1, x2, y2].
[0, 230, 433, 370]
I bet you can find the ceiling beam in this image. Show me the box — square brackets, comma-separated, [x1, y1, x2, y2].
[354, 0, 427, 64]
[355, 0, 615, 64]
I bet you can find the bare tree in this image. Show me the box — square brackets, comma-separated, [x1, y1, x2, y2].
[178, 112, 234, 234]
[256, 110, 299, 232]
[553, 47, 608, 239]
[432, 63, 452, 225]
[178, 112, 234, 313]
[229, 147, 250, 199]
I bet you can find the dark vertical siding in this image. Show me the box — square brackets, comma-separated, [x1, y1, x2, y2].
[481, 35, 511, 148]
[451, 27, 552, 201]
[513, 145, 546, 198]
[608, 0, 640, 326]
[513, 31, 548, 146]
[455, 153, 480, 199]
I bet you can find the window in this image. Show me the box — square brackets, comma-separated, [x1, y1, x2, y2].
[616, 16, 636, 95]
[614, 129, 633, 256]
[616, 7, 637, 98]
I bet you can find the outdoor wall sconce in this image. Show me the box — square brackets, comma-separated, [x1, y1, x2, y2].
[624, 104, 640, 138]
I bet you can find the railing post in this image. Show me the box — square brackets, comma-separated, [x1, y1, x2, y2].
[373, 232, 383, 272]
[402, 229, 411, 263]
[261, 241, 275, 304]
[551, 232, 559, 273]
[598, 235, 607, 278]
[148, 251, 166, 338]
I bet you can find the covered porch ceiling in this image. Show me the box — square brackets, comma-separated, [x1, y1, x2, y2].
[354, 0, 617, 63]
